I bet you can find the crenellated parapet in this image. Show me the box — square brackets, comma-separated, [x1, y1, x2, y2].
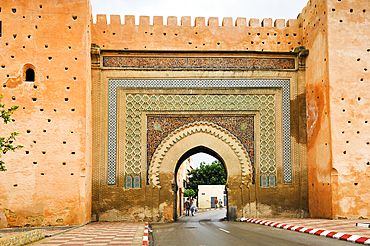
[91, 15, 303, 52]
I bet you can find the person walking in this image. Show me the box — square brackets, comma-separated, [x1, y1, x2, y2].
[185, 198, 190, 216]
[190, 199, 197, 216]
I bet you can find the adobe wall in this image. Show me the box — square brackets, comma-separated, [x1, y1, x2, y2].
[302, 0, 370, 219]
[326, 0, 370, 219]
[0, 0, 92, 227]
[300, 0, 332, 218]
[91, 15, 302, 52]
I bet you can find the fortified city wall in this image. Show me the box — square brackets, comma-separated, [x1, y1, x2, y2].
[91, 15, 302, 52]
[0, 0, 370, 227]
[0, 0, 92, 227]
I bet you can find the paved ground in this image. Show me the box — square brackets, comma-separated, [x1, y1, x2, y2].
[260, 218, 370, 238]
[26, 222, 145, 245]
[152, 210, 353, 246]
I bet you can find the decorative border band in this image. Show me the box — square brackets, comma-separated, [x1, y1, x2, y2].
[107, 79, 292, 187]
[103, 56, 295, 70]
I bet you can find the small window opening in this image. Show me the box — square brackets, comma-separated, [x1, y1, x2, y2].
[25, 68, 35, 82]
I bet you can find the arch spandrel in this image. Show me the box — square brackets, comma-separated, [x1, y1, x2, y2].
[148, 121, 252, 187]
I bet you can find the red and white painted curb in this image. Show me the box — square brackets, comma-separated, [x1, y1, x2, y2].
[143, 222, 149, 246]
[241, 218, 370, 244]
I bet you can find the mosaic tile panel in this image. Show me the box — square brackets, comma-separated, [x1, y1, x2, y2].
[108, 79, 292, 187]
[103, 56, 295, 70]
[147, 116, 255, 182]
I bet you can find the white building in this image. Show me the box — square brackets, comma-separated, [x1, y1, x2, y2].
[198, 185, 226, 209]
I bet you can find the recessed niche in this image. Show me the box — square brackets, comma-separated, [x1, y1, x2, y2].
[45, 45, 48, 48]
[354, 183, 358, 186]
[54, 109, 57, 112]
[27, 130, 31, 133]
[72, 16, 77, 20]
[48, 57, 52, 60]
[25, 151, 29, 154]
[33, 162, 37, 165]
[62, 162, 66, 165]
[12, 8, 16, 13]
[41, 173, 44, 175]
[43, 130, 46, 133]
[71, 173, 74, 175]
[71, 109, 75, 112]
[32, 98, 37, 102]
[42, 151, 46, 154]
[357, 131, 360, 134]
[71, 152, 75, 155]
[13, 184, 18, 187]
[33, 140, 36, 144]
[65, 67, 68, 71]
[64, 98, 69, 102]
[63, 141, 66, 144]
[47, 119, 51, 122]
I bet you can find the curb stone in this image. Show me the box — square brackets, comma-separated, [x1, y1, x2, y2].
[241, 218, 370, 244]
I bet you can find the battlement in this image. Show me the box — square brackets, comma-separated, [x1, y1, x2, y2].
[93, 15, 299, 28]
[91, 15, 303, 52]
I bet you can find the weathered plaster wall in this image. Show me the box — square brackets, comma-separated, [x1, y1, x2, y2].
[91, 15, 303, 52]
[326, 0, 370, 219]
[302, 0, 370, 219]
[300, 0, 332, 218]
[0, 0, 92, 227]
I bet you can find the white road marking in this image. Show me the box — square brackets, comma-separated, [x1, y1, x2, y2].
[219, 228, 230, 234]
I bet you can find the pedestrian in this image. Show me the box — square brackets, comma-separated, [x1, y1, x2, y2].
[185, 198, 190, 216]
[190, 199, 197, 216]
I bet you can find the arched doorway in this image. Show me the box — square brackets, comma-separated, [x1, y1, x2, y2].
[174, 146, 227, 220]
[148, 121, 252, 221]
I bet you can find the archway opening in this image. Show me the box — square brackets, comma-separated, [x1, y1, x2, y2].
[174, 146, 227, 221]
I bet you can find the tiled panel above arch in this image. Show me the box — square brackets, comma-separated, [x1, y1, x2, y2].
[106, 79, 292, 188]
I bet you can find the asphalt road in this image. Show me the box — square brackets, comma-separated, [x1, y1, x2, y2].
[150, 209, 352, 246]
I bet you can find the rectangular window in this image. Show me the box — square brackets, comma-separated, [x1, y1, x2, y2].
[202, 193, 205, 195]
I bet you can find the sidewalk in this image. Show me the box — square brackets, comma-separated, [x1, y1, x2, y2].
[24, 222, 146, 246]
[242, 217, 370, 244]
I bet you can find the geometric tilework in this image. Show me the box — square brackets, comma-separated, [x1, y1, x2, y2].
[108, 79, 292, 187]
[103, 56, 296, 70]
